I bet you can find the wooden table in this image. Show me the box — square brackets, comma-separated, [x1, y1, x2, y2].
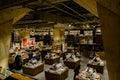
[87, 63, 104, 74]
[45, 67, 68, 80]
[22, 63, 44, 76]
[64, 59, 80, 69]
[45, 56, 60, 65]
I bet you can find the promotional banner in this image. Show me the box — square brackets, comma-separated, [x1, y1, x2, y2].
[22, 38, 35, 48]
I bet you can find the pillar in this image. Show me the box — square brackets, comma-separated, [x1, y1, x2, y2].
[53, 23, 65, 45]
[19, 30, 30, 39]
[0, 7, 30, 68]
[60, 29, 65, 44]
[53, 27, 62, 45]
[0, 20, 13, 68]
[97, 3, 120, 80]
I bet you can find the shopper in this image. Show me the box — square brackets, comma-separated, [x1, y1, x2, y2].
[41, 49, 47, 62]
[32, 48, 41, 61]
[62, 52, 66, 60]
[15, 54, 22, 70]
[74, 64, 81, 80]
[28, 52, 33, 60]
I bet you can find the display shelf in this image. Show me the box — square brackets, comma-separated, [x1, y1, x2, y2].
[87, 54, 105, 74]
[75, 67, 102, 80]
[22, 63, 44, 76]
[45, 56, 60, 65]
[74, 43, 104, 53]
[93, 26, 103, 44]
[65, 29, 94, 46]
[87, 64, 104, 74]
[64, 59, 80, 69]
[45, 63, 68, 80]
[45, 69, 68, 80]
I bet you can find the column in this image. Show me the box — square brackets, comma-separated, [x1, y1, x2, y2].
[97, 3, 120, 80]
[53, 27, 62, 45]
[0, 20, 13, 68]
[53, 23, 65, 45]
[0, 7, 30, 68]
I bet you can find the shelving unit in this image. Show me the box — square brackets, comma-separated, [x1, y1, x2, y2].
[93, 26, 103, 44]
[30, 31, 52, 45]
[79, 29, 93, 44]
[65, 29, 94, 46]
[71, 27, 104, 57]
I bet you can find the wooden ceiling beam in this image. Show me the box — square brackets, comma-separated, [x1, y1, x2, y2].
[16, 11, 78, 24]
[0, 0, 38, 10]
[53, 6, 83, 21]
[59, 3, 86, 19]
[74, 0, 98, 17]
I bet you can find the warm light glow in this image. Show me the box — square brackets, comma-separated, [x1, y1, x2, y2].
[0, 57, 9, 68]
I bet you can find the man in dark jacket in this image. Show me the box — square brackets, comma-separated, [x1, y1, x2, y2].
[74, 64, 81, 80]
[15, 54, 22, 70]
[41, 49, 47, 62]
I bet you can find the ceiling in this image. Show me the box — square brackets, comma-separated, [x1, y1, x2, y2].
[0, 0, 99, 29]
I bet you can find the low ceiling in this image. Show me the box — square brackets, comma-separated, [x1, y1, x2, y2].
[0, 0, 99, 29]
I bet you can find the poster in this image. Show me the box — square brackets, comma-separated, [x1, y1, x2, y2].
[22, 38, 35, 48]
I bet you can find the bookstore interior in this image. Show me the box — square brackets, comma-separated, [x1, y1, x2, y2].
[0, 0, 115, 80]
[0, 23, 106, 80]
